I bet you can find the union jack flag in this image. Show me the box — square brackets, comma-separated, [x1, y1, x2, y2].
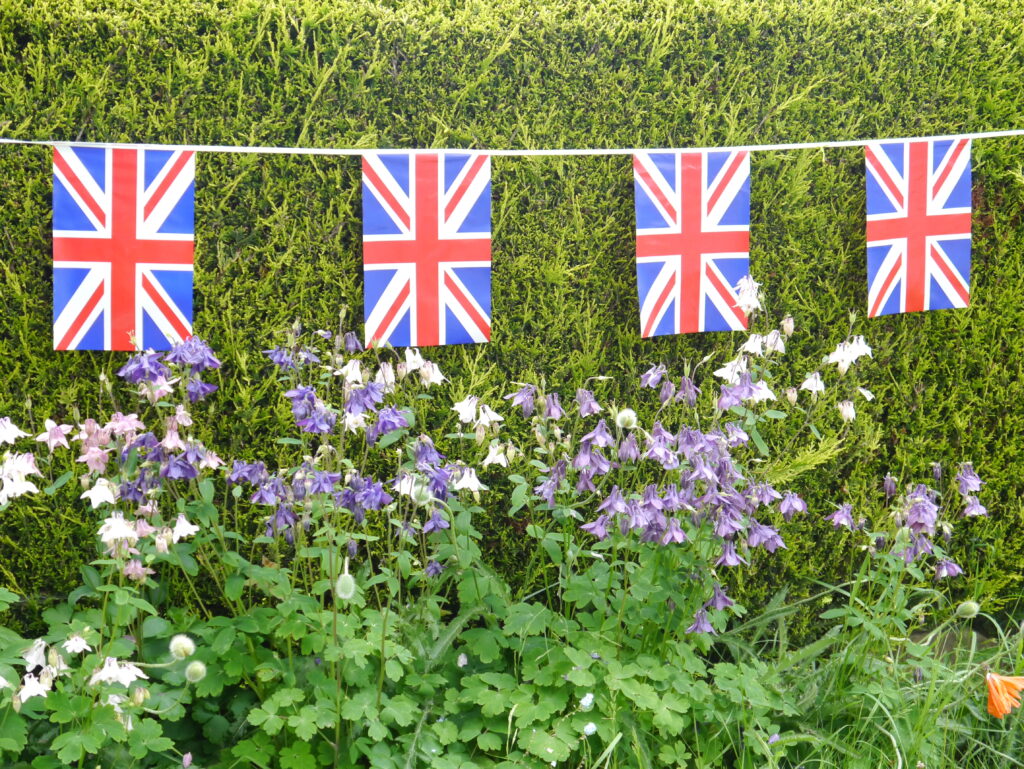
[634, 150, 751, 336]
[362, 151, 491, 348]
[866, 139, 972, 317]
[53, 145, 195, 351]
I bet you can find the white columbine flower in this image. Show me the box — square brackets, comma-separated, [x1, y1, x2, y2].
[404, 348, 425, 373]
[739, 334, 765, 357]
[419, 361, 446, 387]
[799, 372, 825, 396]
[453, 467, 487, 492]
[827, 336, 873, 375]
[0, 674, 10, 690]
[337, 359, 364, 385]
[172, 514, 200, 543]
[375, 362, 396, 391]
[89, 657, 149, 688]
[452, 395, 479, 424]
[342, 412, 368, 433]
[735, 276, 762, 315]
[764, 329, 786, 354]
[395, 474, 434, 507]
[482, 442, 509, 467]
[837, 400, 856, 423]
[0, 417, 29, 445]
[18, 673, 49, 703]
[81, 478, 119, 509]
[858, 387, 875, 401]
[62, 634, 92, 654]
[475, 405, 504, 429]
[713, 354, 748, 385]
[22, 638, 47, 670]
[748, 381, 776, 404]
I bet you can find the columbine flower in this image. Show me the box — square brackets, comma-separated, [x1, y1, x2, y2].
[503, 384, 537, 417]
[858, 387, 875, 401]
[781, 315, 795, 337]
[685, 609, 716, 635]
[482, 442, 509, 467]
[0, 418, 28, 445]
[837, 400, 856, 422]
[475, 404, 504, 429]
[544, 393, 564, 419]
[580, 514, 611, 541]
[419, 361, 446, 387]
[575, 389, 602, 417]
[615, 409, 638, 430]
[713, 355, 747, 385]
[18, 673, 49, 703]
[883, 473, 897, 500]
[764, 329, 786, 354]
[422, 511, 450, 534]
[739, 334, 765, 357]
[779, 491, 806, 522]
[735, 276, 762, 315]
[22, 638, 47, 670]
[98, 512, 139, 552]
[164, 336, 221, 373]
[452, 395, 479, 424]
[799, 372, 825, 396]
[35, 419, 72, 452]
[63, 634, 91, 654]
[172, 514, 200, 542]
[956, 463, 983, 496]
[749, 381, 776, 404]
[404, 348, 425, 373]
[827, 337, 872, 374]
[963, 496, 987, 517]
[934, 559, 963, 580]
[987, 672, 1024, 719]
[425, 560, 444, 577]
[89, 657, 149, 687]
[123, 559, 155, 582]
[336, 359, 364, 385]
[784, 387, 798, 405]
[453, 467, 486, 492]
[826, 504, 854, 529]
[640, 364, 667, 388]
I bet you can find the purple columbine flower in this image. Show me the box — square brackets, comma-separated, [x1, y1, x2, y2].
[424, 465, 453, 501]
[660, 517, 687, 545]
[425, 560, 444, 577]
[358, 478, 393, 510]
[724, 423, 749, 447]
[640, 364, 667, 389]
[597, 486, 627, 515]
[580, 514, 611, 540]
[422, 511, 450, 534]
[659, 380, 677, 404]
[228, 460, 267, 485]
[716, 540, 748, 567]
[883, 473, 898, 500]
[309, 470, 341, 495]
[582, 419, 614, 449]
[296, 402, 337, 434]
[503, 384, 537, 418]
[265, 504, 298, 539]
[347, 539, 359, 557]
[934, 559, 963, 579]
[955, 463, 983, 496]
[544, 393, 564, 419]
[749, 482, 781, 507]
[164, 336, 221, 374]
[534, 459, 567, 506]
[576, 469, 597, 493]
[343, 332, 362, 352]
[284, 385, 318, 419]
[263, 347, 296, 370]
[251, 477, 286, 506]
[160, 454, 198, 480]
[414, 436, 444, 468]
[717, 384, 744, 411]
[931, 462, 943, 482]
[346, 382, 385, 415]
[187, 377, 218, 403]
[575, 389, 602, 417]
[685, 609, 716, 635]
[747, 520, 785, 552]
[675, 376, 700, 406]
[714, 507, 744, 539]
[962, 495, 987, 517]
[706, 583, 734, 610]
[779, 491, 807, 522]
[905, 489, 938, 536]
[826, 504, 854, 529]
[367, 407, 409, 445]
[117, 351, 170, 384]
[618, 435, 640, 463]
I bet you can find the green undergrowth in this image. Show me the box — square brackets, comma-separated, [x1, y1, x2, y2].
[1, 0, 1023, 635]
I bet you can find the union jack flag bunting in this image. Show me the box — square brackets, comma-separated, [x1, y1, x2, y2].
[53, 145, 195, 351]
[362, 151, 491, 348]
[634, 150, 751, 337]
[866, 138, 972, 317]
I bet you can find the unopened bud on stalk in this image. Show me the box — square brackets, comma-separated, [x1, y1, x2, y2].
[131, 686, 149, 706]
[956, 600, 980, 619]
[781, 315, 795, 337]
[335, 557, 356, 601]
[169, 635, 196, 660]
[785, 387, 798, 405]
[185, 661, 207, 683]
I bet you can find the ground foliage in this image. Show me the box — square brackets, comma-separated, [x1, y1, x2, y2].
[1, 0, 1023, 631]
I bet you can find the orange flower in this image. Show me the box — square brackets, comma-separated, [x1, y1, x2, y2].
[987, 672, 1024, 719]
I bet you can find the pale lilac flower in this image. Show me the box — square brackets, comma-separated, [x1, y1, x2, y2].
[138, 375, 179, 404]
[962, 496, 987, 517]
[906, 487, 938, 535]
[706, 584, 734, 610]
[187, 377, 218, 403]
[35, 419, 72, 452]
[422, 512, 450, 534]
[343, 332, 362, 352]
[883, 473, 897, 500]
[934, 559, 963, 580]
[575, 389, 602, 417]
[660, 517, 687, 544]
[932, 462, 943, 482]
[544, 394, 564, 419]
[366, 406, 409, 445]
[659, 379, 677, 404]
[716, 540, 748, 567]
[685, 609, 716, 635]
[618, 434, 640, 463]
[956, 463, 983, 496]
[583, 419, 614, 448]
[597, 486, 627, 515]
[503, 384, 537, 417]
[581, 514, 611, 540]
[640, 364, 667, 388]
[0, 417, 29, 445]
[123, 559, 154, 582]
[263, 347, 296, 370]
[425, 560, 444, 577]
[108, 412, 146, 436]
[182, 752, 194, 768]
[676, 376, 700, 406]
[779, 492, 806, 522]
[826, 504, 854, 529]
[164, 336, 221, 373]
[747, 520, 785, 552]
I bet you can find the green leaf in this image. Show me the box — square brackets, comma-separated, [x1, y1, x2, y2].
[128, 719, 173, 759]
[280, 741, 314, 769]
[763, 409, 787, 419]
[749, 425, 770, 456]
[509, 483, 529, 514]
[377, 428, 408, 449]
[43, 471, 73, 495]
[0, 711, 27, 753]
[276, 437, 303, 445]
[287, 706, 320, 741]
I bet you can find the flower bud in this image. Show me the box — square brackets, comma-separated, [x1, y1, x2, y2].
[131, 686, 149, 706]
[335, 558, 356, 601]
[169, 634, 196, 660]
[781, 315, 795, 337]
[615, 409, 637, 430]
[955, 600, 980, 619]
[185, 661, 207, 683]
[837, 400, 856, 423]
[785, 387, 798, 405]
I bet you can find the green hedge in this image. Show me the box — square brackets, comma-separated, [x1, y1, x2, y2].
[2, 0, 1024, 630]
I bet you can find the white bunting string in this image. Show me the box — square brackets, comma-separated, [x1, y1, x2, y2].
[1, 127, 1023, 157]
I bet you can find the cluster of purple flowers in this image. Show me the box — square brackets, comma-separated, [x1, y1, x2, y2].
[117, 337, 221, 403]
